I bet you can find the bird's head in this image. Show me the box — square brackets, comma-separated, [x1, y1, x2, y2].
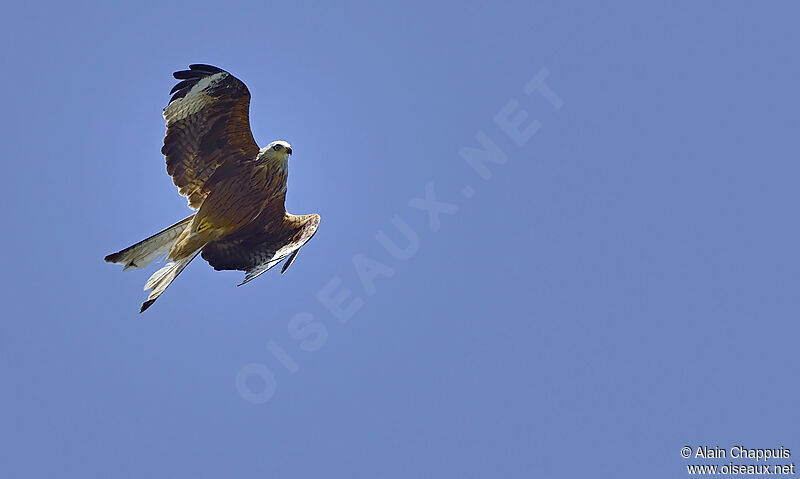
[260, 140, 292, 161]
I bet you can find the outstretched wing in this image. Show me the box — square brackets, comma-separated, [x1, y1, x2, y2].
[162, 64, 260, 209]
[201, 213, 321, 285]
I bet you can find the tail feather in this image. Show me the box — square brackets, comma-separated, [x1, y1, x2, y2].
[140, 250, 201, 312]
[105, 215, 195, 270]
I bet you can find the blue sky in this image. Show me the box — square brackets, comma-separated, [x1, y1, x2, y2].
[1, 1, 799, 477]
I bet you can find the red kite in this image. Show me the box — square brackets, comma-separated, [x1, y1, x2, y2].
[106, 64, 320, 312]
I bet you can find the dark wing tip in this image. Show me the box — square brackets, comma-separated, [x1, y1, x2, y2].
[280, 250, 301, 274]
[172, 64, 226, 79]
[140, 299, 156, 313]
[172, 70, 204, 80]
[189, 64, 226, 73]
[169, 64, 229, 101]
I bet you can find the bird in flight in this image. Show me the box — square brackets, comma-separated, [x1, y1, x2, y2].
[106, 64, 320, 312]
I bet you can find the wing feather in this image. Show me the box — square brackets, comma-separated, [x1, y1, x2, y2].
[162, 64, 259, 209]
[201, 213, 321, 285]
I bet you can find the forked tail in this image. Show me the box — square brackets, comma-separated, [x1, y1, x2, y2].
[105, 215, 195, 270]
[140, 249, 201, 312]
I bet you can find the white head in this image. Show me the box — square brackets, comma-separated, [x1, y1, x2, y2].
[259, 140, 292, 162]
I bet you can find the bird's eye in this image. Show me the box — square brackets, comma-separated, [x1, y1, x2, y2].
[272, 145, 282, 151]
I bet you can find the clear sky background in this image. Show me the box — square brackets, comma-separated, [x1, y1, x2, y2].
[1, 1, 798, 478]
